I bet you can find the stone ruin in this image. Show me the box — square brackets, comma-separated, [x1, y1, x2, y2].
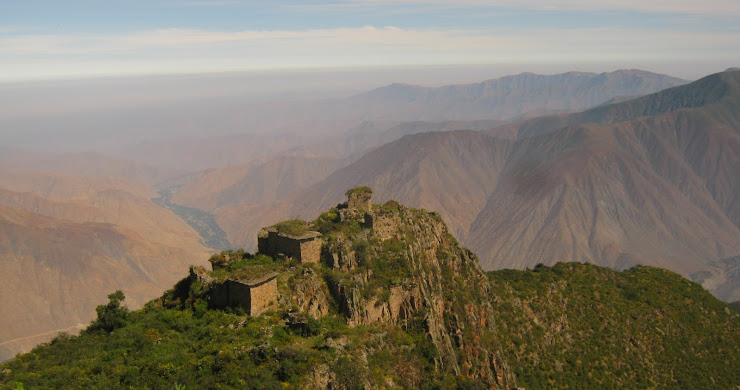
[210, 272, 278, 316]
[205, 187, 381, 316]
[257, 227, 322, 264]
[190, 265, 279, 317]
[346, 187, 372, 213]
[338, 186, 373, 224]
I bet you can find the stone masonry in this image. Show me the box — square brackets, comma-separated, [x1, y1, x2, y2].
[210, 272, 278, 316]
[258, 228, 322, 264]
[347, 190, 372, 213]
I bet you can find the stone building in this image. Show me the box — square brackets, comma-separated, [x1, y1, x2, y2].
[257, 228, 322, 264]
[210, 272, 278, 316]
[346, 187, 372, 213]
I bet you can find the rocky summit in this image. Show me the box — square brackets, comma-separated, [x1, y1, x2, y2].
[1, 188, 738, 389]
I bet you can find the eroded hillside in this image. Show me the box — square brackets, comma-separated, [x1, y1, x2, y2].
[0, 172, 210, 361]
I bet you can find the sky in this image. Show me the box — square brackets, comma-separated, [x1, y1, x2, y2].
[1, 0, 740, 82]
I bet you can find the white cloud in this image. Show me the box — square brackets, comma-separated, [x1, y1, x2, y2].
[1, 25, 738, 81]
[341, 0, 740, 15]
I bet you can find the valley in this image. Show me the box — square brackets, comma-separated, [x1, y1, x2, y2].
[1, 67, 738, 384]
[152, 187, 232, 250]
[3, 1, 739, 386]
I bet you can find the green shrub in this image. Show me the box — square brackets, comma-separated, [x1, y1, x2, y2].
[345, 186, 373, 196]
[86, 291, 129, 333]
[333, 357, 365, 390]
[272, 219, 310, 236]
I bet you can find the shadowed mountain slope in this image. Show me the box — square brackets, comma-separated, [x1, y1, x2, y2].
[215, 131, 513, 250]
[469, 71, 740, 300]
[470, 113, 740, 269]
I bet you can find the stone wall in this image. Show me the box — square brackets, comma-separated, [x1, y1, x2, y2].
[266, 231, 303, 259]
[248, 277, 278, 316]
[209, 281, 231, 309]
[347, 192, 372, 213]
[371, 212, 401, 241]
[226, 280, 253, 310]
[257, 229, 271, 256]
[258, 228, 321, 263]
[299, 237, 322, 264]
[209, 275, 278, 316]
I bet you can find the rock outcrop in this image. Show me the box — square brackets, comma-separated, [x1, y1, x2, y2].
[287, 267, 331, 319]
[168, 189, 516, 388]
[321, 200, 514, 387]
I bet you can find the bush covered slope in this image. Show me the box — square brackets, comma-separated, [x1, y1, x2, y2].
[1, 197, 738, 389]
[0, 199, 513, 389]
[489, 263, 740, 389]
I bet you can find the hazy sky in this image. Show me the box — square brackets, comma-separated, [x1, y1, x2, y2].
[1, 0, 739, 81]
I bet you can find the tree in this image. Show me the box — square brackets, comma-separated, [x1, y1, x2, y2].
[88, 290, 129, 333]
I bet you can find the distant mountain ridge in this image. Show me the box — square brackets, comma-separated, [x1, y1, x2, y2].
[0, 150, 182, 188]
[215, 130, 513, 251]
[0, 205, 209, 362]
[45, 69, 684, 173]
[232, 70, 740, 301]
[488, 69, 739, 139]
[346, 69, 688, 122]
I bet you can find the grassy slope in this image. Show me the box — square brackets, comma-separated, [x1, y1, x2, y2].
[488, 262, 740, 389]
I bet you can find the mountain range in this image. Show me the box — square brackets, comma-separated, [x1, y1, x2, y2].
[93, 69, 687, 171]
[207, 70, 740, 302]
[1, 68, 735, 363]
[342, 69, 687, 122]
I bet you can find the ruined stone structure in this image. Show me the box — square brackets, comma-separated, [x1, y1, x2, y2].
[258, 228, 322, 264]
[338, 187, 374, 225]
[210, 272, 278, 316]
[369, 208, 402, 241]
[346, 187, 372, 213]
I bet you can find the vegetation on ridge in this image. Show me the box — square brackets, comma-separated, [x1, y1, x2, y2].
[1, 198, 739, 389]
[345, 186, 373, 196]
[208, 250, 283, 281]
[270, 219, 311, 237]
[488, 263, 740, 389]
[0, 201, 494, 389]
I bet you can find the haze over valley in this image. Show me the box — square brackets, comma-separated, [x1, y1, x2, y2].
[1, 2, 739, 386]
[3, 66, 739, 360]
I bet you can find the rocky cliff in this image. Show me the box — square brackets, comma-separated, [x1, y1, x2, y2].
[181, 197, 515, 388]
[317, 202, 513, 385]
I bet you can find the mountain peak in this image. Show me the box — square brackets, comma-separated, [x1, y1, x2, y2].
[177, 190, 516, 387]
